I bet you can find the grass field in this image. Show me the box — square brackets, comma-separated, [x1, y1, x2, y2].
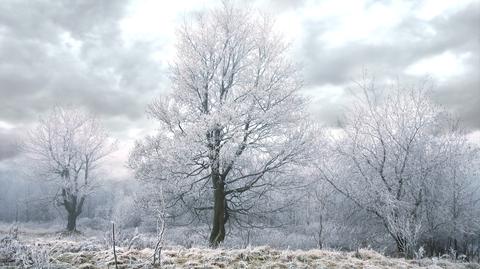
[1, 224, 479, 269]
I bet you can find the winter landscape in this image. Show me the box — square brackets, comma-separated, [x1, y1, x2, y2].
[1, 0, 479, 268]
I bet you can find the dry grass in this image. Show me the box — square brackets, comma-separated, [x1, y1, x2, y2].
[1, 227, 479, 269]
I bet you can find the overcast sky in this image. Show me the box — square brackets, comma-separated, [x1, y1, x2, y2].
[0, 0, 479, 178]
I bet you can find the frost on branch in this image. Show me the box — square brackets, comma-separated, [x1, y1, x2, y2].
[129, 2, 313, 247]
[23, 106, 116, 232]
[315, 76, 480, 257]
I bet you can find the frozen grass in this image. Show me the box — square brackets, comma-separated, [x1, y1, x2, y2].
[1, 225, 479, 269]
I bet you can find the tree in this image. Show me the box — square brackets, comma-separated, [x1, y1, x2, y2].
[422, 131, 480, 257]
[442, 140, 480, 257]
[129, 2, 311, 247]
[23, 106, 115, 231]
[316, 77, 472, 257]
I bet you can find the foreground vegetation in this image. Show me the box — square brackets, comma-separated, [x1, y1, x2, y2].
[1, 225, 478, 269]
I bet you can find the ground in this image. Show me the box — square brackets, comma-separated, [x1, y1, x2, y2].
[1, 224, 479, 269]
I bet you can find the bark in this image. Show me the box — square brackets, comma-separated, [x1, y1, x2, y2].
[208, 127, 228, 247]
[66, 211, 77, 231]
[393, 235, 412, 258]
[209, 175, 227, 247]
[63, 189, 85, 232]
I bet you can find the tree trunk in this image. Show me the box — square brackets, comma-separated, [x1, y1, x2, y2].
[62, 191, 85, 232]
[209, 182, 226, 247]
[66, 211, 77, 231]
[394, 235, 411, 258]
[208, 127, 228, 247]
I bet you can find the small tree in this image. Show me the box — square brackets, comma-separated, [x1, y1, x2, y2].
[24, 106, 115, 231]
[152, 187, 167, 266]
[317, 77, 469, 257]
[129, 2, 311, 247]
[427, 132, 480, 257]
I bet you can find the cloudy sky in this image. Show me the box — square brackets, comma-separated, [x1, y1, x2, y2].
[0, 0, 478, 178]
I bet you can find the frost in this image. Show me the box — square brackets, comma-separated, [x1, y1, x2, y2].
[1, 230, 478, 269]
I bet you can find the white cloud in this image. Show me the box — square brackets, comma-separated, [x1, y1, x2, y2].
[404, 51, 472, 81]
[414, 0, 475, 20]
[0, 120, 15, 130]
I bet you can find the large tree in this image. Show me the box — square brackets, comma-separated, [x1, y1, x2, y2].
[129, 3, 311, 246]
[24, 106, 115, 231]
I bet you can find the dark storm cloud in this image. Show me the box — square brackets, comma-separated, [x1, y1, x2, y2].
[433, 70, 480, 130]
[0, 0, 164, 124]
[301, 2, 480, 129]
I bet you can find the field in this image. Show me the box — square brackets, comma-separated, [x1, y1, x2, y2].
[1, 223, 479, 269]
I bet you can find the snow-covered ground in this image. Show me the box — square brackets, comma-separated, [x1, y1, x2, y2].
[1, 224, 479, 269]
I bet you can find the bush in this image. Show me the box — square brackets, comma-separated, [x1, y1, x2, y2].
[0, 225, 51, 267]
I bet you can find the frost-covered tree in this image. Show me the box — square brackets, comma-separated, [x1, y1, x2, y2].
[316, 77, 475, 257]
[441, 139, 480, 255]
[422, 131, 480, 257]
[129, 2, 311, 247]
[23, 106, 115, 231]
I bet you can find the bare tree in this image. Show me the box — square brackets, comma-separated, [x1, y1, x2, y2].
[129, 2, 311, 247]
[316, 77, 471, 257]
[23, 106, 115, 232]
[427, 132, 480, 257]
